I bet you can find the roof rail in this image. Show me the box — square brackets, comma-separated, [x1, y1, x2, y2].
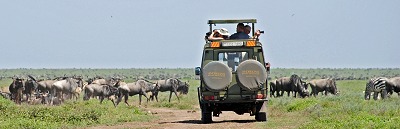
[208, 19, 257, 24]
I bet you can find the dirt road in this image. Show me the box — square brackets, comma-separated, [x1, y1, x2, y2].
[89, 107, 265, 129]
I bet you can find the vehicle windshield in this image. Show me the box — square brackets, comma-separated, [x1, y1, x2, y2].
[218, 51, 248, 72]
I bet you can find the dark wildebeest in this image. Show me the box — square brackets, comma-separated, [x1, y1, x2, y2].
[176, 79, 189, 95]
[309, 78, 338, 97]
[386, 77, 400, 97]
[153, 78, 182, 102]
[23, 79, 38, 102]
[83, 83, 118, 106]
[276, 75, 309, 98]
[9, 77, 25, 104]
[269, 79, 277, 97]
[51, 77, 83, 104]
[116, 79, 150, 106]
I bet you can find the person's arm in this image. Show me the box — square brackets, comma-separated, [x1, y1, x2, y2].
[208, 31, 224, 40]
[252, 30, 261, 39]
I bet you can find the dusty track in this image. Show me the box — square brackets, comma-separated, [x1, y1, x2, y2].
[87, 106, 265, 129]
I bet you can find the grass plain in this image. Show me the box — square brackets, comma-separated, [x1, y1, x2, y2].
[1, 68, 400, 128]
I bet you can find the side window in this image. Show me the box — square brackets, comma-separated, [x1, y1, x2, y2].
[218, 51, 248, 72]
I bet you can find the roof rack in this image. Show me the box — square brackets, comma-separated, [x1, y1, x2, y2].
[208, 19, 257, 24]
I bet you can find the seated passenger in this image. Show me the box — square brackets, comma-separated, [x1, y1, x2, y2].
[245, 25, 262, 39]
[208, 28, 230, 40]
[229, 23, 250, 39]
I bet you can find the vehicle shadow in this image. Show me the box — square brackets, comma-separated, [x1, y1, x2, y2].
[160, 119, 257, 124]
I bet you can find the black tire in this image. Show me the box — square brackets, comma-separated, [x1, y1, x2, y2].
[200, 104, 212, 124]
[255, 112, 267, 121]
[201, 104, 212, 124]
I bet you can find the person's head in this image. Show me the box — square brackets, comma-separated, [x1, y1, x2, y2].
[244, 25, 251, 34]
[216, 28, 230, 39]
[236, 23, 245, 33]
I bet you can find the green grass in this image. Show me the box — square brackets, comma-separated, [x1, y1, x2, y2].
[0, 98, 153, 129]
[262, 80, 400, 128]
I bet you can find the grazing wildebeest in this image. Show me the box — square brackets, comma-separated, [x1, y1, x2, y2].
[365, 77, 388, 100]
[386, 77, 400, 97]
[309, 78, 338, 96]
[28, 75, 57, 94]
[176, 79, 189, 95]
[153, 78, 182, 102]
[83, 83, 118, 106]
[9, 77, 25, 104]
[23, 79, 38, 101]
[51, 77, 83, 104]
[269, 79, 277, 97]
[116, 79, 150, 106]
[275, 75, 309, 98]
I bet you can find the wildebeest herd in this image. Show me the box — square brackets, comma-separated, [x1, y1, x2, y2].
[0, 75, 189, 106]
[269, 74, 400, 100]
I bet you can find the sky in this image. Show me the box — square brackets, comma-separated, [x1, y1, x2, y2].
[0, 0, 399, 69]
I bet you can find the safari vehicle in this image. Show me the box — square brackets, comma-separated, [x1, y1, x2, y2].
[195, 19, 269, 123]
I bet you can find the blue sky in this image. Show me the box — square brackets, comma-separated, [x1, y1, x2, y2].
[0, 0, 399, 68]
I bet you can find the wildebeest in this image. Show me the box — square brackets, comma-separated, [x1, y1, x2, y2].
[83, 83, 118, 106]
[8, 77, 25, 104]
[275, 75, 309, 98]
[386, 77, 400, 97]
[90, 78, 115, 85]
[23, 79, 38, 101]
[269, 79, 277, 97]
[177, 79, 189, 95]
[152, 78, 182, 102]
[51, 77, 83, 104]
[115, 79, 150, 106]
[28, 75, 57, 94]
[0, 91, 12, 100]
[309, 78, 338, 96]
[365, 77, 388, 100]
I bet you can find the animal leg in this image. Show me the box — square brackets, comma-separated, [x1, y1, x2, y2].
[139, 95, 142, 105]
[155, 92, 159, 102]
[173, 89, 180, 102]
[381, 90, 388, 99]
[124, 94, 130, 106]
[99, 96, 104, 104]
[169, 91, 173, 102]
[373, 92, 378, 100]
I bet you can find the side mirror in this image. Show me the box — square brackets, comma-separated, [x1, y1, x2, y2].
[195, 67, 201, 75]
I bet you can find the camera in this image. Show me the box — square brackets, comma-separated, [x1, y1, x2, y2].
[259, 30, 265, 34]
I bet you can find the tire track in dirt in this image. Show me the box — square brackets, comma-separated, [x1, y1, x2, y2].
[87, 107, 265, 129]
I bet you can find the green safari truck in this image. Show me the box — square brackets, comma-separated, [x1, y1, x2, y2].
[195, 19, 269, 123]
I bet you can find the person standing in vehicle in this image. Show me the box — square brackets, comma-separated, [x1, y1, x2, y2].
[208, 28, 230, 40]
[229, 23, 250, 39]
[245, 25, 262, 39]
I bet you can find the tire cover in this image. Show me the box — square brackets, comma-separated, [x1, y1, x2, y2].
[202, 61, 232, 91]
[236, 60, 267, 91]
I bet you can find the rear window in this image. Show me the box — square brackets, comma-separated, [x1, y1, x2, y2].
[218, 51, 248, 72]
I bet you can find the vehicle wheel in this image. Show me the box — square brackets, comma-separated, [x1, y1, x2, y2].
[201, 104, 212, 124]
[255, 112, 267, 121]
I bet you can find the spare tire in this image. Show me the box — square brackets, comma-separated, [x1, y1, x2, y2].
[236, 60, 267, 91]
[202, 61, 232, 91]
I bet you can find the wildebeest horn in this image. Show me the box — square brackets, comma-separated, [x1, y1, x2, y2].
[28, 75, 37, 82]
